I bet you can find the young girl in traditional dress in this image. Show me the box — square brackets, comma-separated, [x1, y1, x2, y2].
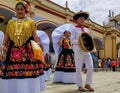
[53, 30, 76, 83]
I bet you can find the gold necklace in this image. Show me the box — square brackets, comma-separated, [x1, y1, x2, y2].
[14, 18, 24, 39]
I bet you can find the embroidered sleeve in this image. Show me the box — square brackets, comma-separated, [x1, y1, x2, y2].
[31, 20, 36, 32]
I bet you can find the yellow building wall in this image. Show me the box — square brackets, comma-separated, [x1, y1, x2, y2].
[105, 35, 112, 58]
[99, 49, 104, 58]
[35, 9, 66, 24]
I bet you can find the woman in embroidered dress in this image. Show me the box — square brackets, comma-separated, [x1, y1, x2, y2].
[37, 30, 51, 91]
[53, 30, 76, 83]
[0, 0, 43, 93]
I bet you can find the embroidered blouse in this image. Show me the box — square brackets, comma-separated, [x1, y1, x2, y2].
[62, 38, 72, 49]
[6, 19, 36, 46]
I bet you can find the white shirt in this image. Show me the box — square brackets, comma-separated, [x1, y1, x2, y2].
[71, 26, 90, 45]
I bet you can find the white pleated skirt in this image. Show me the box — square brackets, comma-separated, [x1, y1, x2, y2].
[44, 68, 51, 81]
[39, 74, 46, 91]
[0, 76, 41, 93]
[53, 71, 76, 83]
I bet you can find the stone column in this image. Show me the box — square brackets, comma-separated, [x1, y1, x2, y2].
[99, 49, 104, 59]
[111, 34, 117, 59]
[103, 34, 106, 58]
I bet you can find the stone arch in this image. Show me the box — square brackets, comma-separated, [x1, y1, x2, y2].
[36, 20, 58, 36]
[117, 42, 120, 49]
[36, 20, 59, 39]
[36, 20, 59, 53]
[116, 42, 120, 57]
[0, 4, 15, 32]
[36, 20, 59, 26]
[93, 37, 104, 58]
[94, 38, 103, 50]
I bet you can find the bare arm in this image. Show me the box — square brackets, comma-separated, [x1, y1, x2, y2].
[58, 38, 63, 46]
[32, 30, 39, 43]
[32, 31, 43, 50]
[58, 35, 65, 46]
[2, 34, 9, 47]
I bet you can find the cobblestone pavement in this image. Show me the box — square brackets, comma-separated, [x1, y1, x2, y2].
[42, 71, 120, 93]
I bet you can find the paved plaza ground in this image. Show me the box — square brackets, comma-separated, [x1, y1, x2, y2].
[43, 71, 120, 93]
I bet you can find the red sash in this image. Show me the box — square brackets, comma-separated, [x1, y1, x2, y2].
[75, 25, 85, 32]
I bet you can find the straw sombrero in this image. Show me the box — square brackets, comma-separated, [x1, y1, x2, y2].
[73, 10, 89, 21]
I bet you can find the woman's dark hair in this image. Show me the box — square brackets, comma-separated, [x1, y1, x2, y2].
[63, 31, 67, 34]
[15, 2, 27, 12]
[15, 0, 30, 14]
[63, 30, 71, 35]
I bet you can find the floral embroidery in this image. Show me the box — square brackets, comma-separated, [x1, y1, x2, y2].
[13, 50, 22, 60]
[63, 39, 72, 49]
[55, 38, 75, 72]
[0, 39, 44, 78]
[10, 43, 35, 62]
[7, 63, 43, 70]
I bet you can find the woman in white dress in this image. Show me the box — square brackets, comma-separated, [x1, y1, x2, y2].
[52, 25, 76, 83]
[0, 1, 43, 93]
[37, 30, 51, 91]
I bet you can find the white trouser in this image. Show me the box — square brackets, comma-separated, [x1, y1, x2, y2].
[74, 45, 93, 87]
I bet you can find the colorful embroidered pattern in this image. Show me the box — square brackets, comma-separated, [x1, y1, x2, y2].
[0, 37, 44, 79]
[55, 38, 75, 72]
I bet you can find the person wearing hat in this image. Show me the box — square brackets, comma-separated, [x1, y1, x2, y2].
[0, 0, 43, 93]
[71, 11, 94, 91]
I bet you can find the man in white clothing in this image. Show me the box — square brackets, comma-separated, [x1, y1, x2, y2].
[71, 11, 94, 91]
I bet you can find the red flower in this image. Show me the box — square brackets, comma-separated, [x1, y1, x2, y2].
[23, 49, 27, 53]
[26, 65, 32, 70]
[13, 50, 22, 59]
[64, 43, 68, 48]
[29, 53, 34, 59]
[61, 62, 64, 65]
